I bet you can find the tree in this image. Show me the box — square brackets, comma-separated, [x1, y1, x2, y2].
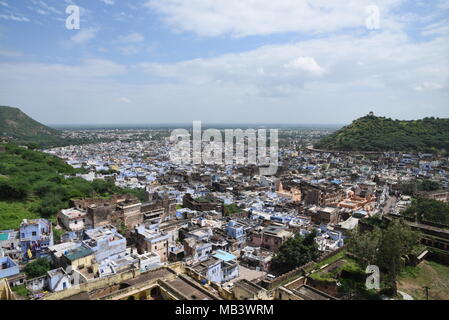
[271, 230, 320, 274]
[403, 197, 449, 225]
[23, 258, 51, 279]
[348, 219, 420, 296]
[347, 226, 381, 269]
[0, 179, 29, 200]
[376, 220, 420, 294]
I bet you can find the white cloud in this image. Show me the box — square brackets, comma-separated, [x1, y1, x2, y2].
[0, 14, 30, 22]
[285, 57, 325, 76]
[0, 17, 448, 124]
[146, 0, 404, 37]
[117, 32, 145, 43]
[0, 58, 126, 79]
[118, 45, 140, 55]
[0, 1, 8, 7]
[414, 82, 444, 91]
[100, 0, 115, 5]
[29, 0, 62, 15]
[70, 28, 99, 44]
[421, 20, 449, 36]
[119, 97, 131, 104]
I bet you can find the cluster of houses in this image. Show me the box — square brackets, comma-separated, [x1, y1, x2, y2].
[1, 131, 449, 300]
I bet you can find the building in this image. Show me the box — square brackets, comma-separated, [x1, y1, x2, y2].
[0, 256, 20, 280]
[309, 207, 340, 225]
[225, 221, 244, 240]
[0, 230, 21, 260]
[83, 225, 127, 263]
[250, 225, 293, 251]
[183, 238, 212, 263]
[233, 279, 269, 300]
[418, 190, 449, 203]
[58, 208, 90, 231]
[117, 200, 143, 229]
[19, 219, 54, 260]
[191, 250, 239, 284]
[138, 252, 163, 272]
[301, 182, 344, 207]
[135, 224, 170, 262]
[47, 268, 71, 292]
[61, 244, 95, 272]
[183, 194, 223, 212]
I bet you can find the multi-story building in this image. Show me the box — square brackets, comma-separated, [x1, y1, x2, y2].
[135, 224, 170, 262]
[83, 225, 127, 262]
[19, 219, 54, 260]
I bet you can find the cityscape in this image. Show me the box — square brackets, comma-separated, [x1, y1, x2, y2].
[0, 0, 449, 315]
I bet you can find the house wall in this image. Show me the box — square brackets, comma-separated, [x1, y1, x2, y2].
[0, 257, 20, 279]
[206, 262, 222, 283]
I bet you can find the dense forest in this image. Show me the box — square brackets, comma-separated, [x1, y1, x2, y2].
[315, 115, 449, 153]
[0, 143, 146, 229]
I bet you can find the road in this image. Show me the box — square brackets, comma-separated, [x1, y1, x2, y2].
[382, 196, 398, 217]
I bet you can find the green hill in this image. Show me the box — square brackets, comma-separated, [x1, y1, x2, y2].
[0, 105, 64, 147]
[315, 114, 449, 153]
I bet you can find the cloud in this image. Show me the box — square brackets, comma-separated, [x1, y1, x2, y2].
[146, 0, 404, 37]
[117, 32, 145, 43]
[118, 45, 140, 55]
[119, 97, 131, 104]
[421, 20, 449, 36]
[29, 0, 62, 15]
[0, 58, 127, 79]
[414, 82, 444, 91]
[70, 28, 99, 44]
[100, 0, 115, 5]
[0, 14, 30, 22]
[0, 2, 448, 125]
[285, 57, 325, 76]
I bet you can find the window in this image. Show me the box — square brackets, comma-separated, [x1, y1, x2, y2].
[32, 231, 37, 236]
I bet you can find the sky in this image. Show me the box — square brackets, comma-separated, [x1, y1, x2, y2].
[0, 0, 448, 125]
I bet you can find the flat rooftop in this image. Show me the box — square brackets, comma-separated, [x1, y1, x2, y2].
[212, 250, 236, 262]
[165, 277, 213, 300]
[64, 245, 94, 261]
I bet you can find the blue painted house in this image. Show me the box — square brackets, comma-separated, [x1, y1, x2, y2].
[19, 219, 54, 260]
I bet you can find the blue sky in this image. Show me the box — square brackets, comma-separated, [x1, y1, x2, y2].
[0, 0, 448, 125]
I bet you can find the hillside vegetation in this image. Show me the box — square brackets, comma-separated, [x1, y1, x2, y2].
[0, 143, 146, 229]
[315, 115, 449, 153]
[0, 106, 67, 147]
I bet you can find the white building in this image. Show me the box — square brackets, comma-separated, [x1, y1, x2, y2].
[58, 208, 90, 231]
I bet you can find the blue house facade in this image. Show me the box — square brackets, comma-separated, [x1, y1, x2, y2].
[19, 219, 54, 260]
